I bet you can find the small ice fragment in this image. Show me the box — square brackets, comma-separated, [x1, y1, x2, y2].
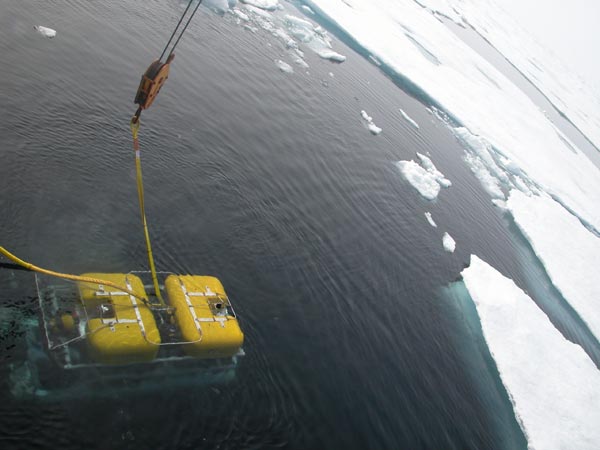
[240, 0, 279, 10]
[492, 199, 507, 209]
[369, 55, 382, 66]
[34, 25, 56, 38]
[243, 4, 273, 18]
[315, 48, 346, 62]
[233, 9, 250, 21]
[301, 5, 315, 15]
[425, 212, 437, 227]
[276, 60, 294, 73]
[360, 110, 382, 135]
[329, 72, 334, 77]
[399, 108, 419, 128]
[442, 232, 456, 252]
[417, 153, 452, 187]
[294, 57, 309, 68]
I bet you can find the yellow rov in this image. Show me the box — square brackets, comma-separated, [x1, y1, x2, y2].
[0, 0, 246, 399]
[77, 273, 244, 365]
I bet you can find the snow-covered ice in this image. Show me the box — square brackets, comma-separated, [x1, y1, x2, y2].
[507, 190, 600, 343]
[34, 26, 56, 38]
[396, 152, 451, 200]
[304, 0, 600, 232]
[425, 212, 437, 227]
[399, 108, 419, 128]
[442, 232, 455, 252]
[360, 110, 382, 135]
[462, 256, 600, 450]
[416, 0, 600, 151]
[275, 59, 293, 73]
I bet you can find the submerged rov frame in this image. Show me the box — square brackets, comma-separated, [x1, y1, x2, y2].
[8, 271, 244, 400]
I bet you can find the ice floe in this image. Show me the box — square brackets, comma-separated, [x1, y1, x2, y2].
[396, 152, 451, 200]
[399, 108, 419, 129]
[462, 256, 600, 450]
[424, 212, 437, 227]
[417, 0, 600, 151]
[442, 232, 455, 252]
[360, 110, 382, 135]
[304, 0, 600, 232]
[507, 190, 600, 343]
[34, 26, 56, 38]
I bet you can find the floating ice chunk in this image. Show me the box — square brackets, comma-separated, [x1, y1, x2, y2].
[315, 48, 346, 62]
[369, 54, 382, 66]
[240, 0, 279, 10]
[396, 152, 451, 200]
[232, 8, 250, 21]
[452, 128, 508, 183]
[284, 14, 315, 43]
[276, 60, 293, 73]
[491, 199, 507, 209]
[301, 5, 315, 15]
[294, 57, 309, 69]
[34, 25, 56, 38]
[461, 256, 600, 450]
[329, 72, 334, 78]
[274, 28, 296, 48]
[442, 232, 455, 252]
[417, 153, 451, 187]
[425, 212, 437, 227]
[242, 4, 273, 18]
[507, 190, 600, 343]
[463, 152, 505, 199]
[399, 108, 419, 128]
[396, 160, 440, 200]
[360, 110, 382, 135]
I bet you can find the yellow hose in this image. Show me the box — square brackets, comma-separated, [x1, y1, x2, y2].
[0, 246, 141, 299]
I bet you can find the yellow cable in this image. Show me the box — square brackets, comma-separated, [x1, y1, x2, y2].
[0, 246, 142, 300]
[130, 118, 166, 305]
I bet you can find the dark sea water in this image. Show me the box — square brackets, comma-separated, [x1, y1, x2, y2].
[0, 1, 594, 449]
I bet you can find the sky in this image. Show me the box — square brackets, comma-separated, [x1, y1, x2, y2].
[501, 0, 600, 90]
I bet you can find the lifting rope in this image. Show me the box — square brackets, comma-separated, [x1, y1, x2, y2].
[0, 1, 203, 303]
[129, 0, 204, 305]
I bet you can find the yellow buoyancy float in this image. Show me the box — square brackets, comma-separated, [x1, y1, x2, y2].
[78, 273, 161, 365]
[165, 275, 244, 358]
